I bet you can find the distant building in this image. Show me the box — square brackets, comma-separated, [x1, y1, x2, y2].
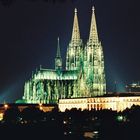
[59, 93, 140, 112]
[22, 7, 106, 104]
[126, 82, 140, 92]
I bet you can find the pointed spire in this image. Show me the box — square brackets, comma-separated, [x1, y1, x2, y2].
[89, 6, 99, 43]
[71, 8, 80, 41]
[55, 37, 62, 70]
[56, 37, 61, 58]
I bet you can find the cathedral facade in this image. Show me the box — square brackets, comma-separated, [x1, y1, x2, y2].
[22, 7, 106, 104]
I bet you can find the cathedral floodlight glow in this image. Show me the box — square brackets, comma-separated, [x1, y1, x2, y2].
[22, 7, 106, 104]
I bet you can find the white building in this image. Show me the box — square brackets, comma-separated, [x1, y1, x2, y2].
[59, 95, 140, 112]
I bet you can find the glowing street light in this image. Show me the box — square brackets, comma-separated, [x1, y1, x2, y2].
[4, 104, 8, 110]
[39, 103, 43, 110]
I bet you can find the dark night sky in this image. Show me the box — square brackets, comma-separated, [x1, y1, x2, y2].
[0, 0, 139, 103]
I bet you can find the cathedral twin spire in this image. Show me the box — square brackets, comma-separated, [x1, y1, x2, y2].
[56, 6, 100, 71]
[65, 6, 100, 71]
[71, 8, 81, 42]
[89, 6, 99, 43]
[69, 6, 106, 96]
[71, 6, 99, 43]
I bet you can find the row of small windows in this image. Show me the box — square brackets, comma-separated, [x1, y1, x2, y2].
[59, 97, 140, 105]
[35, 74, 77, 80]
[88, 97, 140, 103]
[59, 105, 85, 109]
[124, 98, 140, 102]
[88, 98, 116, 103]
[60, 100, 87, 104]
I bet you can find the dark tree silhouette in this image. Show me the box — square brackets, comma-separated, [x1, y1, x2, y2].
[3, 106, 21, 123]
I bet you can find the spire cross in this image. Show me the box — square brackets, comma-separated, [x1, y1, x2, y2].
[92, 6, 95, 12]
[75, 8, 77, 13]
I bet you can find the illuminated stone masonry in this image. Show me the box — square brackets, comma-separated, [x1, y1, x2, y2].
[22, 7, 106, 104]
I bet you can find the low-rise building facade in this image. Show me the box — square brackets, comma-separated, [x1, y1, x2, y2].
[59, 96, 140, 112]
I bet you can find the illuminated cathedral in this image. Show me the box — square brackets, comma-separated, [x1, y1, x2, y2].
[22, 7, 106, 104]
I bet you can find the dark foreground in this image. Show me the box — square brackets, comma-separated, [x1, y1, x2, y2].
[1, 105, 140, 140]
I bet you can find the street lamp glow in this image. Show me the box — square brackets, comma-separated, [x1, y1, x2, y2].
[4, 104, 8, 109]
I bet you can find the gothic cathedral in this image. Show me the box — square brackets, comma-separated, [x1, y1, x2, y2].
[22, 7, 106, 104]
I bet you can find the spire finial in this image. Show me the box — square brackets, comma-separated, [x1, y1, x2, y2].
[89, 6, 99, 43]
[92, 6, 95, 12]
[57, 36, 59, 47]
[74, 8, 77, 13]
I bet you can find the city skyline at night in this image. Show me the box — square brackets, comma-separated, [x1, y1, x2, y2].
[0, 0, 139, 103]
